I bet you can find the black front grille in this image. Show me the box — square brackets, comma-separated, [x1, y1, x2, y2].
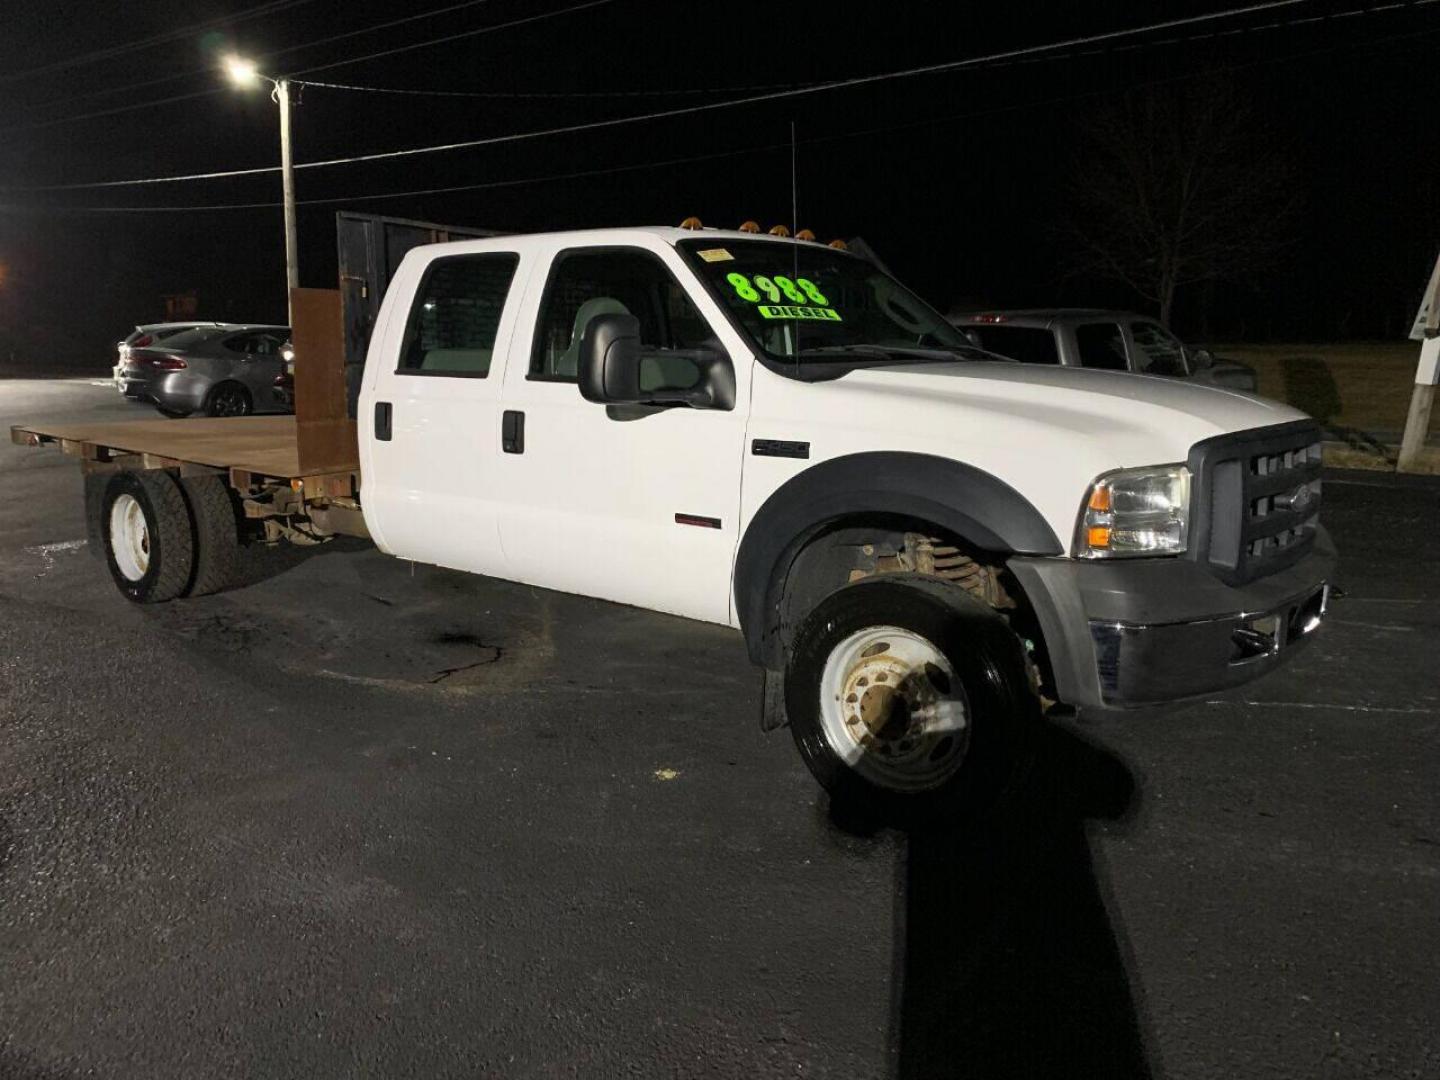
[1188, 421, 1323, 585]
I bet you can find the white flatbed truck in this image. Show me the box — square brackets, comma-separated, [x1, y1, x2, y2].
[13, 225, 1334, 819]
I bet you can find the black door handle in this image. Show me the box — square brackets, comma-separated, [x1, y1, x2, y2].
[502, 409, 524, 454]
[374, 401, 392, 441]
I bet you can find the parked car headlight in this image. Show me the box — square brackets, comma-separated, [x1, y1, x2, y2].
[1076, 465, 1190, 558]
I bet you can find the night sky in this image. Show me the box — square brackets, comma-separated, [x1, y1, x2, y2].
[3, 0, 1438, 365]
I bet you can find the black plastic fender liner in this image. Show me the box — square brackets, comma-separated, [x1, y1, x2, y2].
[734, 451, 1063, 665]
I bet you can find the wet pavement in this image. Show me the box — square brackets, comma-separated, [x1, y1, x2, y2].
[1, 378, 1437, 1078]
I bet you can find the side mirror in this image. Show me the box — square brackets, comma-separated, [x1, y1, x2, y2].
[578, 313, 735, 410]
[578, 313, 644, 403]
[1190, 348, 1215, 371]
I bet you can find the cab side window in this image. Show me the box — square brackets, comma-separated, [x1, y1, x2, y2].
[531, 249, 714, 385]
[1075, 323, 1128, 370]
[1129, 321, 1188, 376]
[965, 325, 1059, 364]
[398, 253, 519, 377]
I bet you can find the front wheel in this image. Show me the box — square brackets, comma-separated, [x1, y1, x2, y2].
[785, 577, 1035, 825]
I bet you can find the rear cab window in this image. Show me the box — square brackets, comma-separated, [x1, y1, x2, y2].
[1075, 323, 1129, 370]
[398, 253, 520, 377]
[964, 325, 1059, 365]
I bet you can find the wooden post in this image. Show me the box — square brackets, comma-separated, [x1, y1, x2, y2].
[290, 287, 356, 474]
[1397, 336, 1439, 473]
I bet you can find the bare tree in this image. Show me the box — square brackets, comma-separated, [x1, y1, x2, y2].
[1068, 83, 1297, 326]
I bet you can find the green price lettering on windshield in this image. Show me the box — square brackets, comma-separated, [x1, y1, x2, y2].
[758, 305, 842, 322]
[726, 272, 760, 302]
[797, 278, 828, 305]
[726, 272, 829, 308]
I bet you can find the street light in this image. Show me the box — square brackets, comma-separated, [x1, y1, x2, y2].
[223, 55, 298, 322]
[223, 55, 259, 85]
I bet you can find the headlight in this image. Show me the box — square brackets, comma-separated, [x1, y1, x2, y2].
[1076, 465, 1190, 558]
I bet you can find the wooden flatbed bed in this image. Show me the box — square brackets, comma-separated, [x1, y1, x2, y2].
[9, 416, 360, 497]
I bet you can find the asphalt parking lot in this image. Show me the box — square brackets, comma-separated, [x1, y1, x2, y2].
[1, 378, 1437, 1079]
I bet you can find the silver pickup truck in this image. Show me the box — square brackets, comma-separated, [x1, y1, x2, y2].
[955, 308, 1258, 392]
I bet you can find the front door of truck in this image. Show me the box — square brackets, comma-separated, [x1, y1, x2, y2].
[495, 244, 749, 625]
[360, 248, 527, 576]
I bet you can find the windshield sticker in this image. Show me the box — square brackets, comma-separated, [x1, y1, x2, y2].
[725, 272, 829, 307]
[697, 248, 734, 263]
[758, 305, 842, 321]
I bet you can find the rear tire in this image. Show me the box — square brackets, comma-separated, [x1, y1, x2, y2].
[785, 576, 1035, 826]
[101, 471, 195, 603]
[179, 474, 241, 596]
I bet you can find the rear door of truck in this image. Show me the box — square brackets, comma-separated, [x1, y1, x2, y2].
[493, 236, 751, 625]
[359, 241, 532, 574]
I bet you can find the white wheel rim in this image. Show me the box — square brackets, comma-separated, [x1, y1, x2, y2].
[109, 493, 150, 581]
[818, 625, 970, 793]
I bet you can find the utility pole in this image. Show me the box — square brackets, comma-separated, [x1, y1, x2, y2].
[224, 57, 299, 323]
[1398, 250, 1440, 474]
[277, 77, 299, 325]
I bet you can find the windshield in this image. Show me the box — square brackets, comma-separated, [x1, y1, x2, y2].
[677, 238, 972, 366]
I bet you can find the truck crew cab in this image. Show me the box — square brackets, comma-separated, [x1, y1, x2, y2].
[18, 225, 1334, 821]
[358, 225, 1331, 816]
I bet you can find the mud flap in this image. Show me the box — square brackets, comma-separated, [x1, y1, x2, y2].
[759, 667, 790, 731]
[83, 472, 108, 561]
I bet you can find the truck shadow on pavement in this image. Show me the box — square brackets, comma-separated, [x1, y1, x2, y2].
[827, 722, 1156, 1079]
[230, 535, 373, 590]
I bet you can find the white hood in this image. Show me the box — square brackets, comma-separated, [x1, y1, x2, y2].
[749, 360, 1314, 555]
[857, 360, 1305, 446]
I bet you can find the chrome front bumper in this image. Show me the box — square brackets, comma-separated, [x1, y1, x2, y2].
[1088, 582, 1329, 706]
[1008, 528, 1336, 709]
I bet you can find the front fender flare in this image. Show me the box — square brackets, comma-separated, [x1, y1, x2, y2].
[733, 451, 1063, 665]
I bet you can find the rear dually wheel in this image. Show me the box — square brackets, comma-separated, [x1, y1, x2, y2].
[101, 470, 194, 603]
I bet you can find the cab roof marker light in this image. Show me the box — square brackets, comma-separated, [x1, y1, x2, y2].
[768, 224, 791, 237]
[678, 216, 703, 230]
[795, 229, 817, 242]
[828, 239, 848, 250]
[738, 220, 761, 233]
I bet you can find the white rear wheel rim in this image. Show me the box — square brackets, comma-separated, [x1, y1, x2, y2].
[818, 626, 970, 793]
[109, 493, 150, 581]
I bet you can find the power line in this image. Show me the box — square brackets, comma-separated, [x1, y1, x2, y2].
[15, 0, 1434, 135]
[4, 146, 793, 213]
[289, 0, 1439, 100]
[1, 0, 1328, 192]
[0, 0, 609, 137]
[289, 76, 810, 99]
[11, 0, 507, 123]
[11, 17, 1439, 217]
[0, 87, 233, 136]
[284, 0, 615, 77]
[0, 0, 316, 85]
